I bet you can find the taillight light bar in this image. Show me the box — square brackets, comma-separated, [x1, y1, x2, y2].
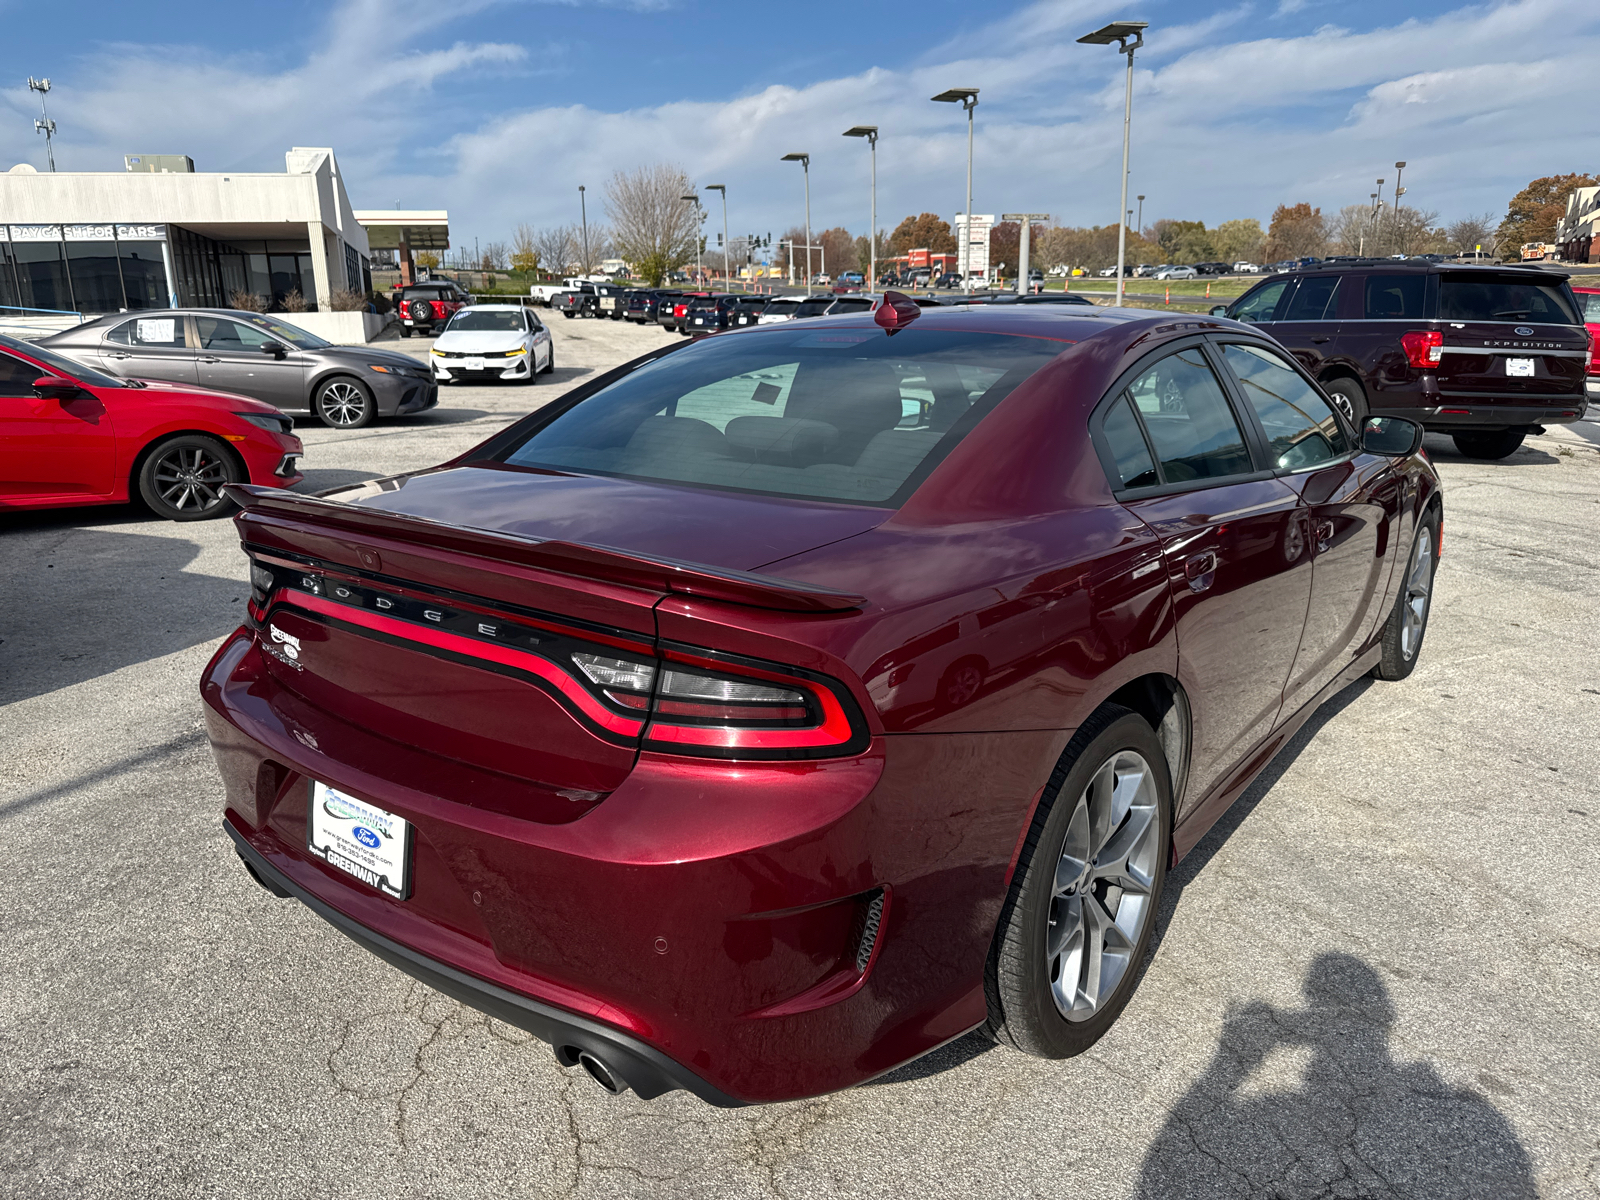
[1400, 330, 1444, 369]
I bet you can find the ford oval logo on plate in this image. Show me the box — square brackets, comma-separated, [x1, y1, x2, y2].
[352, 826, 382, 849]
[1514, 326, 1534, 336]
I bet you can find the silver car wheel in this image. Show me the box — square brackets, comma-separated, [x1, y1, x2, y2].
[1400, 524, 1433, 661]
[151, 445, 229, 512]
[1047, 749, 1161, 1022]
[319, 380, 369, 426]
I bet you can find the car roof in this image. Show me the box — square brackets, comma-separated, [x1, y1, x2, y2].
[1260, 259, 1571, 280]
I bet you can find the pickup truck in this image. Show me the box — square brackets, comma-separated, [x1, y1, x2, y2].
[554, 287, 596, 319]
[529, 277, 606, 306]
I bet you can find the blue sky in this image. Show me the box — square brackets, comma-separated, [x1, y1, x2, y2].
[3, 0, 1594, 251]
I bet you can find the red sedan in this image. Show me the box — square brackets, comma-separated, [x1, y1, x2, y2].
[206, 296, 1441, 1104]
[0, 331, 302, 521]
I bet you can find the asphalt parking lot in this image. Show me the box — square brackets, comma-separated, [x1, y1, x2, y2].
[3, 311, 1598, 1200]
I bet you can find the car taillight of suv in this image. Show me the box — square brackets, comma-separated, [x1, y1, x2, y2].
[1400, 330, 1444, 368]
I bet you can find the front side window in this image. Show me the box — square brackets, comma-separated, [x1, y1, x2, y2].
[108, 315, 187, 348]
[0, 333, 128, 390]
[1221, 343, 1350, 471]
[237, 314, 331, 350]
[1365, 273, 1426, 319]
[1281, 275, 1340, 321]
[0, 351, 45, 396]
[495, 328, 1061, 505]
[1229, 278, 1291, 324]
[1126, 348, 1254, 483]
[1438, 275, 1579, 324]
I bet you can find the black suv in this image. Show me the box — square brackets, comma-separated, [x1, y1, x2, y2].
[1213, 261, 1590, 458]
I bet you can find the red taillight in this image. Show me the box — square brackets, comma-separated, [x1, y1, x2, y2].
[571, 649, 868, 760]
[1401, 330, 1444, 369]
[1587, 328, 1597, 375]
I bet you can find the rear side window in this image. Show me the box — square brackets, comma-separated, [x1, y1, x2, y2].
[1221, 344, 1350, 470]
[1101, 396, 1159, 489]
[1229, 278, 1291, 324]
[1281, 276, 1340, 321]
[1577, 291, 1600, 322]
[1438, 275, 1579, 324]
[107, 315, 186, 348]
[1127, 348, 1254, 483]
[1364, 274, 1426, 319]
[495, 329, 1061, 505]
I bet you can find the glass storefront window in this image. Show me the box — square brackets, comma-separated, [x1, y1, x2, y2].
[0, 242, 21, 310]
[12, 239, 72, 312]
[66, 240, 126, 314]
[118, 241, 169, 309]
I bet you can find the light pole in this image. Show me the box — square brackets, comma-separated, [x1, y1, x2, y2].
[931, 89, 979, 295]
[1003, 213, 1050, 295]
[1136, 194, 1145, 235]
[1078, 21, 1147, 306]
[1391, 160, 1408, 253]
[680, 193, 703, 285]
[781, 153, 812, 296]
[28, 77, 56, 172]
[705, 184, 730, 289]
[578, 185, 589, 274]
[843, 126, 879, 285]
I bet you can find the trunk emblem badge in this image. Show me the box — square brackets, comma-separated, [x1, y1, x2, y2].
[1514, 326, 1534, 336]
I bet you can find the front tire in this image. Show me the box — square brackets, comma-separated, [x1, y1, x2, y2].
[315, 376, 376, 428]
[137, 435, 243, 522]
[400, 327, 412, 338]
[1372, 504, 1440, 681]
[985, 706, 1172, 1058]
[1452, 430, 1525, 459]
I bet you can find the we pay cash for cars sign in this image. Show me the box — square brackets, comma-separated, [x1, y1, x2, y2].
[308, 782, 412, 899]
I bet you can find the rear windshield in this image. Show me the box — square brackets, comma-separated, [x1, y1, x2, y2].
[794, 299, 834, 318]
[1438, 275, 1579, 324]
[447, 310, 526, 332]
[764, 299, 799, 315]
[495, 328, 1062, 505]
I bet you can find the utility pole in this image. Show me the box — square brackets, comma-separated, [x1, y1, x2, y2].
[28, 77, 56, 172]
[1391, 161, 1407, 253]
[781, 154, 812, 296]
[1136, 194, 1145, 234]
[843, 126, 879, 285]
[706, 185, 729, 290]
[1003, 213, 1050, 295]
[578, 185, 590, 274]
[932, 90, 980, 295]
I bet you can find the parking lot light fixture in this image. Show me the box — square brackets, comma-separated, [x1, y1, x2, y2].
[931, 90, 978, 295]
[681, 193, 703, 286]
[843, 126, 879, 285]
[706, 185, 730, 290]
[781, 154, 812, 296]
[1077, 21, 1147, 306]
[1136, 194, 1145, 233]
[578, 185, 589, 275]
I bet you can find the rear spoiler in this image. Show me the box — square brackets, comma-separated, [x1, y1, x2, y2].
[225, 485, 867, 614]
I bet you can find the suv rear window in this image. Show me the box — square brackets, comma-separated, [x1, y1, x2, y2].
[1365, 273, 1426, 319]
[1438, 275, 1579, 324]
[495, 328, 1062, 505]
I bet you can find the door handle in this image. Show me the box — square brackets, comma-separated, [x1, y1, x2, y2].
[199, 355, 221, 363]
[1315, 519, 1335, 551]
[107, 352, 133, 359]
[1184, 550, 1217, 592]
[1310, 337, 1331, 344]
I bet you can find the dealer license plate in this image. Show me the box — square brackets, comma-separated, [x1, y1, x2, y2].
[308, 781, 411, 899]
[1506, 357, 1535, 377]
[463, 357, 485, 371]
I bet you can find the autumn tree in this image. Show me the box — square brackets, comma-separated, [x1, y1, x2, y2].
[1263, 203, 1327, 260]
[1495, 173, 1599, 250]
[1033, 224, 1160, 273]
[815, 227, 856, 278]
[887, 213, 957, 257]
[511, 224, 539, 274]
[1153, 220, 1212, 263]
[989, 222, 1020, 277]
[604, 163, 700, 286]
[1211, 218, 1265, 264]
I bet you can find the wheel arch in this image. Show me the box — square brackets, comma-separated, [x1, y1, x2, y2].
[128, 428, 248, 500]
[1100, 673, 1191, 817]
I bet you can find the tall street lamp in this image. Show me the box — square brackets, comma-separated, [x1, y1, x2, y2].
[578, 185, 589, 274]
[1392, 160, 1408, 249]
[931, 88, 979, 295]
[681, 193, 703, 285]
[781, 153, 812, 296]
[1078, 20, 1148, 306]
[843, 125, 879, 285]
[705, 184, 730, 289]
[1136, 194, 1145, 234]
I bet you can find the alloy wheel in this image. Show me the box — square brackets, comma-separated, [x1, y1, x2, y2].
[1400, 525, 1433, 660]
[151, 445, 230, 513]
[1047, 749, 1161, 1022]
[319, 381, 370, 426]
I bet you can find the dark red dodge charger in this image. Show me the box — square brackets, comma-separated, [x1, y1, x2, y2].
[205, 297, 1441, 1105]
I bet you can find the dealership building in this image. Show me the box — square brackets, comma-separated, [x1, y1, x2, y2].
[0, 148, 449, 317]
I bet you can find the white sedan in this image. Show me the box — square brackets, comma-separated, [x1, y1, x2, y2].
[430, 305, 552, 385]
[1233, 261, 1263, 274]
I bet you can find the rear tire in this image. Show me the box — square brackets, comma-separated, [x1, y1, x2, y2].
[400, 327, 412, 338]
[1452, 430, 1525, 459]
[562, 311, 576, 320]
[985, 705, 1172, 1059]
[1372, 504, 1440, 681]
[1322, 377, 1369, 426]
[137, 435, 243, 522]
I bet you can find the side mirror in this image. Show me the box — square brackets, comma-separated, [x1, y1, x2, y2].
[260, 342, 287, 358]
[31, 374, 82, 399]
[1209, 305, 1228, 317]
[1360, 416, 1424, 457]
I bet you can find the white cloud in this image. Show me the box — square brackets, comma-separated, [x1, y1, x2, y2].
[1, 0, 1595, 244]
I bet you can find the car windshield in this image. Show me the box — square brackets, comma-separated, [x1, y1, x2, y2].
[1437, 275, 1579, 324]
[447, 310, 526, 332]
[237, 314, 332, 349]
[0, 331, 131, 388]
[495, 328, 1062, 505]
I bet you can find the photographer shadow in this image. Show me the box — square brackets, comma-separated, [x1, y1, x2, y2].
[1133, 951, 1537, 1199]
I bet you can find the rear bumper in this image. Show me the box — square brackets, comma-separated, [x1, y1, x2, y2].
[1405, 401, 1586, 430]
[226, 822, 742, 1106]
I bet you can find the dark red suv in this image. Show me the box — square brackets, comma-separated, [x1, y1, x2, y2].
[397, 282, 470, 337]
[1214, 261, 1590, 458]
[207, 301, 1442, 1105]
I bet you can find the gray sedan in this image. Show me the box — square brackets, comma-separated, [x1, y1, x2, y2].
[37, 309, 436, 428]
